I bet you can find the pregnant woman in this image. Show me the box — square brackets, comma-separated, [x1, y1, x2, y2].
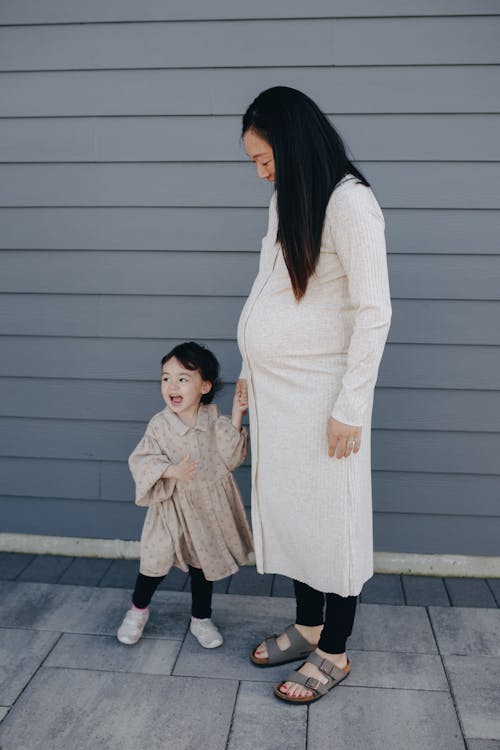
[237, 87, 392, 703]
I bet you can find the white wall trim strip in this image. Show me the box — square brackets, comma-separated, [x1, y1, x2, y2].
[1, 533, 499, 578]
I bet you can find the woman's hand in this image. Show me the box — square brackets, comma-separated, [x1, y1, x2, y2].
[327, 417, 362, 459]
[232, 378, 249, 430]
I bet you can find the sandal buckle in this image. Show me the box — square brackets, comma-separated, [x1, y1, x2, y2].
[319, 658, 336, 676]
[304, 677, 320, 690]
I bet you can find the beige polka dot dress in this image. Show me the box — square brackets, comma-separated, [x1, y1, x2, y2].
[129, 403, 254, 580]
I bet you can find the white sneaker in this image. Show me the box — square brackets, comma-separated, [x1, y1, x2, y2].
[190, 617, 223, 648]
[117, 607, 149, 645]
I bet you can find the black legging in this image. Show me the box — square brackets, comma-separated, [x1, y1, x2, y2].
[132, 566, 213, 619]
[294, 579, 357, 654]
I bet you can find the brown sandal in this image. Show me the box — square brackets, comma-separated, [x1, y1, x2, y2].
[274, 652, 351, 703]
[250, 624, 315, 667]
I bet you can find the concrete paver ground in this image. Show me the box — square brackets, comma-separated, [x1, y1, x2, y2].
[0, 573, 499, 749]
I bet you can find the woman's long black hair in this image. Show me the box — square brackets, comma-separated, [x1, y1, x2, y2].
[242, 86, 369, 301]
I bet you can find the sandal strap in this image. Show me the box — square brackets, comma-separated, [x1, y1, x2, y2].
[306, 651, 350, 682]
[262, 625, 314, 664]
[263, 634, 281, 663]
[284, 624, 314, 653]
[280, 669, 329, 697]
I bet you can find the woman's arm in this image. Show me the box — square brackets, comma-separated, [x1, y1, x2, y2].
[328, 182, 392, 428]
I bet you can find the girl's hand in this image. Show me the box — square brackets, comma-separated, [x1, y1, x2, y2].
[234, 379, 248, 415]
[164, 454, 197, 482]
[232, 379, 248, 430]
[327, 417, 362, 459]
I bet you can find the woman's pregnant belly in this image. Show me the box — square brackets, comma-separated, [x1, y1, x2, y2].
[244, 275, 352, 376]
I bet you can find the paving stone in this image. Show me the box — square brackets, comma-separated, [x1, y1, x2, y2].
[486, 579, 500, 607]
[467, 741, 500, 750]
[58, 557, 113, 586]
[17, 555, 74, 583]
[0, 707, 9, 723]
[347, 649, 448, 691]
[98, 559, 140, 588]
[271, 574, 295, 597]
[227, 681, 307, 750]
[0, 667, 238, 750]
[445, 578, 497, 608]
[228, 567, 273, 596]
[349, 604, 438, 654]
[361, 574, 405, 605]
[444, 656, 500, 741]
[402, 575, 450, 606]
[429, 606, 500, 656]
[174, 592, 295, 683]
[0, 628, 60, 704]
[0, 582, 189, 640]
[308, 686, 464, 750]
[0, 553, 35, 580]
[45, 633, 183, 675]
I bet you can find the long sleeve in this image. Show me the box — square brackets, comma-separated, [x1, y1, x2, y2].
[328, 182, 392, 426]
[128, 429, 176, 507]
[215, 415, 248, 471]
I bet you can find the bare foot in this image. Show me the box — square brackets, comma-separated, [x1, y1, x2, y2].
[253, 623, 322, 660]
[279, 648, 348, 699]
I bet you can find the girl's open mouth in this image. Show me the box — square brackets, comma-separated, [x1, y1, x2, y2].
[170, 396, 183, 405]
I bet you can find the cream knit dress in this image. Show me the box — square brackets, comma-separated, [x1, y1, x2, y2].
[237, 176, 392, 596]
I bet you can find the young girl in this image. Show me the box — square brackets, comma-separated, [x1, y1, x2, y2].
[117, 341, 253, 648]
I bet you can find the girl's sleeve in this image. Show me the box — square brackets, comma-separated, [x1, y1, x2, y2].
[128, 427, 176, 507]
[328, 183, 392, 427]
[215, 415, 248, 471]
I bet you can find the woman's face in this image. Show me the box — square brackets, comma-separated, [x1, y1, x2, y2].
[243, 129, 275, 183]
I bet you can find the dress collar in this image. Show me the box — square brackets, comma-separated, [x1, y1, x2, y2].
[163, 404, 209, 436]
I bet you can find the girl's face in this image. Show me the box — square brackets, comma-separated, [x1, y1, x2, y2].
[243, 129, 275, 183]
[161, 357, 212, 423]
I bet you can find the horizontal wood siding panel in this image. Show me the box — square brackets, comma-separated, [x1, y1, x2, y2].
[1, 295, 499, 344]
[373, 473, 500, 517]
[0, 18, 498, 71]
[0, 208, 498, 254]
[0, 496, 143, 539]
[0, 457, 100, 499]
[374, 513, 500, 556]
[1, 67, 498, 117]
[333, 17, 500, 65]
[1, 162, 499, 208]
[0, 252, 259, 296]
[1, 338, 499, 390]
[2, 252, 500, 299]
[0, 20, 335, 71]
[1, 114, 500, 163]
[1, 0, 498, 24]
[0, 295, 247, 338]
[2, 379, 499, 432]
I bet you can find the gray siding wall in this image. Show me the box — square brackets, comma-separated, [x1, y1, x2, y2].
[1, 1, 499, 555]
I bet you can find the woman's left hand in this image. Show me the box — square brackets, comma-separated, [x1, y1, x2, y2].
[327, 417, 362, 459]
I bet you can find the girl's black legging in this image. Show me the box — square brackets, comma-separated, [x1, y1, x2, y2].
[132, 566, 213, 619]
[294, 579, 357, 654]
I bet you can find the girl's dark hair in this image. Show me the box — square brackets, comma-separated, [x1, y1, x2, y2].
[161, 341, 222, 404]
[242, 86, 369, 300]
